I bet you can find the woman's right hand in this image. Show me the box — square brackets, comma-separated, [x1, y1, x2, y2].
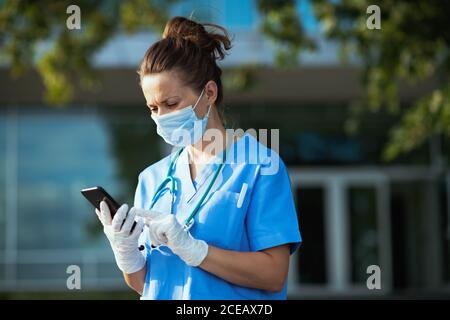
[95, 201, 146, 274]
[131, 208, 172, 248]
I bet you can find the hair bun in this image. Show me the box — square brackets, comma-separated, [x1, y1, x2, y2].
[162, 16, 232, 60]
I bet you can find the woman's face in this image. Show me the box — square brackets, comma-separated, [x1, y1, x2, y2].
[141, 71, 209, 118]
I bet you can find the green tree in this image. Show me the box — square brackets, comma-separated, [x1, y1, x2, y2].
[258, 0, 450, 161]
[0, 0, 174, 204]
[1, 0, 449, 162]
[0, 0, 175, 104]
[256, 0, 316, 66]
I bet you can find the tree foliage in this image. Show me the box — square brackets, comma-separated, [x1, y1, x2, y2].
[311, 0, 450, 161]
[257, 0, 316, 66]
[256, 0, 450, 161]
[0, 0, 175, 104]
[1, 0, 449, 161]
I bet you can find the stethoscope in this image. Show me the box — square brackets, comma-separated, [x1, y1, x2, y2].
[149, 146, 225, 231]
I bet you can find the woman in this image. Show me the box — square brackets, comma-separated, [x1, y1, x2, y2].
[95, 16, 302, 300]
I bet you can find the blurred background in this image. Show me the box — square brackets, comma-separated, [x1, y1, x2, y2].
[0, 0, 449, 299]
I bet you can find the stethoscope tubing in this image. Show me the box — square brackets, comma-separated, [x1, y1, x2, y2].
[149, 147, 224, 230]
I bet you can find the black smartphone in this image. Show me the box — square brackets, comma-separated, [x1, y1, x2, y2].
[81, 186, 137, 233]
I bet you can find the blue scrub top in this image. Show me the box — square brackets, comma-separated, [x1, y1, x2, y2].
[134, 133, 302, 300]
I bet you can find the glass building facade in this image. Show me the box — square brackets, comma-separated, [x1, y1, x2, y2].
[1, 0, 449, 299]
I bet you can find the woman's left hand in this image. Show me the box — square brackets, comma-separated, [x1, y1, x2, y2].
[135, 210, 209, 267]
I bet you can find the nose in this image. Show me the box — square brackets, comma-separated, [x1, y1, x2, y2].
[156, 107, 172, 117]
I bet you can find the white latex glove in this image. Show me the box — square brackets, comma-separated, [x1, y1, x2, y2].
[131, 208, 170, 248]
[135, 210, 209, 267]
[95, 201, 145, 274]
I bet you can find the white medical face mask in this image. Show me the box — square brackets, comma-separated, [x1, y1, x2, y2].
[151, 88, 211, 147]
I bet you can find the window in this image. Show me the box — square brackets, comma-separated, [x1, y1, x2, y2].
[0, 112, 6, 285]
[16, 113, 119, 251]
[296, 187, 327, 284]
[0, 106, 161, 289]
[348, 186, 380, 284]
[441, 177, 450, 283]
[0, 114, 5, 253]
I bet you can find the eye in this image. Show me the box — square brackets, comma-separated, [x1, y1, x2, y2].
[166, 102, 178, 108]
[148, 106, 158, 113]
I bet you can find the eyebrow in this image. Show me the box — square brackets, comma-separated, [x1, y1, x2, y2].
[147, 95, 180, 107]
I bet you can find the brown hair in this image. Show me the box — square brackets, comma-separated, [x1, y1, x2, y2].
[138, 16, 232, 107]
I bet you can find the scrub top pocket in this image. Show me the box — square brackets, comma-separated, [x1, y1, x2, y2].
[195, 190, 247, 250]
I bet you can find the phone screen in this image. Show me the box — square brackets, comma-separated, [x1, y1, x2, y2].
[80, 186, 142, 249]
[80, 186, 120, 216]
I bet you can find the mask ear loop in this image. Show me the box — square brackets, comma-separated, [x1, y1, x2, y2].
[192, 88, 205, 111]
[205, 104, 212, 117]
[193, 88, 212, 121]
